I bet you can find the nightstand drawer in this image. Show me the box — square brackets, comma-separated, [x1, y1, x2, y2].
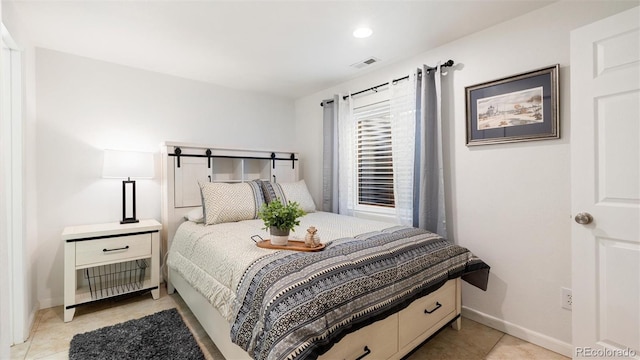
[76, 234, 151, 267]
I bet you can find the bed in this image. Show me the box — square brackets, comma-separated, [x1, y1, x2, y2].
[160, 143, 489, 360]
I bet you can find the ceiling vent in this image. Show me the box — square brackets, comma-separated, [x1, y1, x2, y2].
[350, 57, 380, 69]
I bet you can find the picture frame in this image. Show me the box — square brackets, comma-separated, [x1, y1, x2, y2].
[465, 64, 559, 146]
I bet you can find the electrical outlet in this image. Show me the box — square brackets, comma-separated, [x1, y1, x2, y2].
[562, 287, 572, 310]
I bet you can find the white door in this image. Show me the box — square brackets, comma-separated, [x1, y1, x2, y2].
[570, 6, 640, 359]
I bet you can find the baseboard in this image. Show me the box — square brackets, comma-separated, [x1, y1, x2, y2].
[38, 296, 63, 310]
[12, 302, 40, 345]
[25, 302, 39, 340]
[461, 306, 572, 357]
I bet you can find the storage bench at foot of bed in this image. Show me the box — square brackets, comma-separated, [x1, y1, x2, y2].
[169, 267, 461, 360]
[319, 278, 461, 360]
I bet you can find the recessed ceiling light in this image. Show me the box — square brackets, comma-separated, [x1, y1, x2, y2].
[353, 27, 373, 38]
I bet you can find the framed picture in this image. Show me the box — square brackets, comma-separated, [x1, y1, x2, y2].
[465, 64, 559, 146]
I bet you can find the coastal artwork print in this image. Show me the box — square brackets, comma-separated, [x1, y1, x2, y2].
[465, 64, 559, 146]
[476, 87, 543, 130]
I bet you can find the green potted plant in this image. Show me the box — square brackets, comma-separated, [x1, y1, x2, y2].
[258, 199, 305, 246]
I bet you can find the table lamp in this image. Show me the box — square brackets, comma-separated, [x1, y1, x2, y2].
[102, 149, 154, 224]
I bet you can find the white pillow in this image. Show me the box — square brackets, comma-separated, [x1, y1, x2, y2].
[278, 180, 316, 213]
[199, 181, 264, 225]
[184, 207, 204, 223]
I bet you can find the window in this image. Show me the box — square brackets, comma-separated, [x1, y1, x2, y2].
[354, 100, 395, 209]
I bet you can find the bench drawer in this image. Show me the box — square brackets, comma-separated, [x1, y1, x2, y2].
[320, 314, 398, 360]
[398, 280, 456, 348]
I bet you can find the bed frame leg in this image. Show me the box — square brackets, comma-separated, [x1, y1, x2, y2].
[451, 317, 462, 331]
[452, 278, 462, 330]
[167, 281, 175, 294]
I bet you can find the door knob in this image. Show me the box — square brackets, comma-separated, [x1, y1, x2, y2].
[574, 212, 593, 225]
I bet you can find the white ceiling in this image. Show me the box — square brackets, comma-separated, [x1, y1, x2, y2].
[5, 0, 555, 98]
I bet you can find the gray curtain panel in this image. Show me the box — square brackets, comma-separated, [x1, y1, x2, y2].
[414, 65, 448, 237]
[322, 96, 339, 213]
[324, 67, 447, 235]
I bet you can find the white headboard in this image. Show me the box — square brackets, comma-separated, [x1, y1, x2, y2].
[159, 141, 299, 272]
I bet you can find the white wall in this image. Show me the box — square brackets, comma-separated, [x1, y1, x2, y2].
[294, 1, 638, 356]
[34, 48, 295, 307]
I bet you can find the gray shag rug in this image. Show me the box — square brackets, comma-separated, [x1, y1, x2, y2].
[69, 308, 205, 360]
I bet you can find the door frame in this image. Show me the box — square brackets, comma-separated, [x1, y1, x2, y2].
[1, 22, 26, 346]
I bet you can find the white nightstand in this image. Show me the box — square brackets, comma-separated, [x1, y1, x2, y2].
[62, 219, 161, 322]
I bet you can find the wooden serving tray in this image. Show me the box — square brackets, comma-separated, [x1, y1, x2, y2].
[256, 240, 325, 252]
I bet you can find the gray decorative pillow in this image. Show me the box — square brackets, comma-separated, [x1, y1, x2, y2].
[199, 181, 265, 225]
[247, 179, 265, 204]
[260, 180, 287, 204]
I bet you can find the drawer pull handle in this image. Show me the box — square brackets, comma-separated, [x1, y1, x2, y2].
[424, 302, 442, 314]
[103, 245, 130, 252]
[355, 346, 371, 360]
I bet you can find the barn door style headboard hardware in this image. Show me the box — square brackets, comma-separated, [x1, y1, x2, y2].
[271, 152, 296, 169]
[169, 147, 298, 168]
[160, 142, 301, 273]
[174, 147, 182, 168]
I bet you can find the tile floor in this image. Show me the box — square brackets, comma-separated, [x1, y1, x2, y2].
[10, 287, 569, 360]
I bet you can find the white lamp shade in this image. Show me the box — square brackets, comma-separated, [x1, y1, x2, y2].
[103, 149, 155, 179]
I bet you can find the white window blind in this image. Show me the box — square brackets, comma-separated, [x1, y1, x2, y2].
[355, 100, 395, 208]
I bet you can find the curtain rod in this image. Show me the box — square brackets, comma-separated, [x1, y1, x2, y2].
[320, 60, 454, 107]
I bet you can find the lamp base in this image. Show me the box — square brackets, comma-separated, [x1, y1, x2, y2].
[121, 178, 139, 225]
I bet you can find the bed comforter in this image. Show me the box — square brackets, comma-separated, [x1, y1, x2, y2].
[231, 226, 488, 360]
[168, 212, 489, 360]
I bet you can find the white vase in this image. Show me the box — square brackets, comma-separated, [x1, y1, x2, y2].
[270, 227, 289, 246]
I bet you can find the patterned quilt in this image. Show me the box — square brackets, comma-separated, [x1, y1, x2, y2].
[230, 226, 489, 360]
